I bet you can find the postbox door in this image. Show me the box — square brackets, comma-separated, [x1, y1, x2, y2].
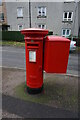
[25, 41, 43, 88]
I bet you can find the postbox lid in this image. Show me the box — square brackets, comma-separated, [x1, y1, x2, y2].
[21, 28, 49, 38]
[21, 28, 48, 31]
[45, 36, 70, 42]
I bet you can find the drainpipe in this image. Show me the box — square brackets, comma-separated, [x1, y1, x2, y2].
[71, 0, 78, 40]
[29, 0, 31, 28]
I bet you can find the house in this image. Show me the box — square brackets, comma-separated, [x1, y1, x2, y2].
[0, 0, 10, 31]
[5, 0, 80, 37]
[0, 2, 2, 30]
[62, 1, 79, 37]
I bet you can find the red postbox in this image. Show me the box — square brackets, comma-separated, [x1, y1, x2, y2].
[44, 36, 70, 73]
[21, 28, 70, 94]
[21, 28, 49, 93]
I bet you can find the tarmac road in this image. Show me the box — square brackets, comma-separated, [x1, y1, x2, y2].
[1, 46, 79, 75]
[2, 94, 78, 118]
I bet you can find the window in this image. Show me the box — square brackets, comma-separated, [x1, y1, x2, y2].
[18, 24, 23, 31]
[62, 29, 71, 37]
[63, 12, 73, 21]
[17, 7, 23, 18]
[38, 24, 46, 29]
[0, 13, 4, 21]
[64, 0, 75, 2]
[38, 7, 46, 18]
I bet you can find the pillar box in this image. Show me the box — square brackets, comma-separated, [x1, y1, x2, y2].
[21, 28, 49, 94]
[44, 36, 70, 73]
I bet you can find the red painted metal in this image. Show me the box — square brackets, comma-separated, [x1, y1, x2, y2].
[44, 36, 70, 73]
[21, 28, 48, 89]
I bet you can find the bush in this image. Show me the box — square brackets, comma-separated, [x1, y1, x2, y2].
[48, 31, 53, 35]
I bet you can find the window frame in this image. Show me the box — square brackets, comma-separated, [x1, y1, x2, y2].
[18, 24, 23, 31]
[0, 13, 4, 21]
[62, 29, 71, 37]
[64, 0, 75, 3]
[17, 7, 23, 18]
[63, 11, 73, 21]
[37, 6, 46, 18]
[38, 24, 46, 29]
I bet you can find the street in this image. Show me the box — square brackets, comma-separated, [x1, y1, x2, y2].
[1, 46, 78, 118]
[1, 46, 78, 76]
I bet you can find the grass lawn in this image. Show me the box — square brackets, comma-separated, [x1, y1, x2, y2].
[14, 75, 78, 112]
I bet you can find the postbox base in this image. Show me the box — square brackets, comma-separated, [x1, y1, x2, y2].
[27, 85, 43, 94]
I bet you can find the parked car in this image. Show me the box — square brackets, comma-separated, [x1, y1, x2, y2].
[70, 40, 76, 51]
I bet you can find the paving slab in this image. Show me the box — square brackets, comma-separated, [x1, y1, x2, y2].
[2, 67, 78, 118]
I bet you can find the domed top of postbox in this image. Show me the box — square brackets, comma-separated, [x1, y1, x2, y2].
[21, 28, 49, 38]
[45, 36, 70, 42]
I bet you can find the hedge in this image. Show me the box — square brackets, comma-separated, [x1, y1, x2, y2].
[1, 31, 80, 46]
[67, 37, 80, 46]
[0, 31, 2, 40]
[2, 31, 24, 42]
[1, 31, 53, 42]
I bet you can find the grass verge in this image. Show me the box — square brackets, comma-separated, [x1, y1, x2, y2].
[1, 41, 25, 47]
[15, 75, 78, 112]
[1, 41, 80, 53]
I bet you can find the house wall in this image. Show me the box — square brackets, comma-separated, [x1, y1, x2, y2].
[2, 1, 7, 25]
[6, 2, 29, 31]
[0, 4, 2, 30]
[5, 1, 79, 37]
[31, 2, 64, 36]
[0, 0, 10, 31]
[62, 2, 78, 37]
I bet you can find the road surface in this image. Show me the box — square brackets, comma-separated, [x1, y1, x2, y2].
[0, 46, 78, 75]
